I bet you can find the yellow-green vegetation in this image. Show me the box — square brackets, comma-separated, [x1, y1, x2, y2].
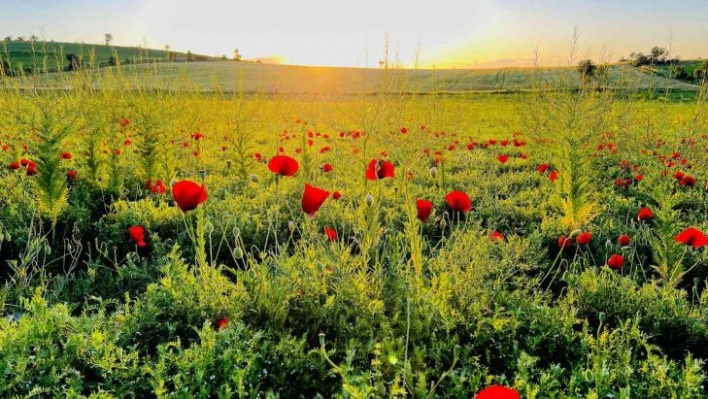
[0, 61, 707, 398]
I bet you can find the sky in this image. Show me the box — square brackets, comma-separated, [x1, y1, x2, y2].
[1, 0, 707, 68]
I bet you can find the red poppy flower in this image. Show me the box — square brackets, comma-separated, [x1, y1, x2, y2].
[400, 127, 408, 134]
[680, 175, 696, 187]
[67, 170, 77, 180]
[638, 207, 653, 221]
[490, 231, 505, 241]
[674, 227, 708, 248]
[607, 254, 624, 270]
[618, 234, 631, 246]
[320, 146, 331, 154]
[497, 154, 509, 164]
[537, 163, 549, 174]
[475, 385, 520, 399]
[254, 152, 263, 162]
[322, 163, 334, 173]
[445, 190, 472, 213]
[332, 191, 342, 200]
[191, 132, 204, 140]
[20, 158, 29, 167]
[518, 153, 528, 159]
[576, 232, 593, 245]
[114, 149, 121, 156]
[152, 179, 166, 195]
[60, 152, 72, 160]
[549, 171, 559, 181]
[172, 180, 208, 212]
[324, 227, 337, 241]
[268, 155, 299, 177]
[366, 159, 395, 180]
[558, 235, 572, 248]
[674, 171, 685, 180]
[7, 161, 20, 170]
[215, 317, 229, 330]
[416, 199, 433, 222]
[26, 162, 38, 176]
[118, 118, 130, 127]
[129, 225, 147, 247]
[301, 184, 329, 216]
[634, 174, 643, 181]
[123, 139, 132, 146]
[221, 145, 227, 151]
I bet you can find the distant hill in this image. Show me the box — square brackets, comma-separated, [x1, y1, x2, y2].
[0, 40, 217, 74]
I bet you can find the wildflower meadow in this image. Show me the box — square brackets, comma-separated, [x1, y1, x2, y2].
[1, 56, 708, 398]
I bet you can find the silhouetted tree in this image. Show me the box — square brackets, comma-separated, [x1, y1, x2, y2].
[577, 59, 597, 81]
[0, 57, 13, 77]
[233, 49, 242, 61]
[66, 53, 82, 71]
[650, 46, 667, 63]
[105, 33, 113, 46]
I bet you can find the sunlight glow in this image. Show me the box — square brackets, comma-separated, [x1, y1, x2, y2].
[1, 0, 706, 68]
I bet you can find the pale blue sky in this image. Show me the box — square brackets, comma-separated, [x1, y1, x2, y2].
[1, 0, 706, 67]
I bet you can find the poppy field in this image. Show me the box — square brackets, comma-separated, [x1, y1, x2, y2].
[1, 69, 708, 398]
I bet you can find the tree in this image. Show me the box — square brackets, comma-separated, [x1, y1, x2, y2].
[0, 57, 12, 77]
[630, 52, 649, 67]
[577, 59, 597, 81]
[66, 54, 82, 71]
[29, 35, 38, 42]
[105, 33, 113, 46]
[650, 46, 667, 63]
[16, 36, 25, 42]
[671, 65, 688, 80]
[233, 48, 242, 61]
[187, 50, 193, 61]
[3, 36, 11, 42]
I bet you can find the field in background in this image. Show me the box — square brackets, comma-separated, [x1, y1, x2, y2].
[8, 59, 702, 96]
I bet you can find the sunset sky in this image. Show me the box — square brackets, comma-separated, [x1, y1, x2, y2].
[1, 0, 707, 68]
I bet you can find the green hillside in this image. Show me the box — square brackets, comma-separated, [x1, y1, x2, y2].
[0, 40, 215, 73]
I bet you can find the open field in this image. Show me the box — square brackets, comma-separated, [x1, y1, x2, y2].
[1, 66, 708, 397]
[7, 59, 702, 96]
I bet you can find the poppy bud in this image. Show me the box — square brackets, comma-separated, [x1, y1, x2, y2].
[429, 166, 438, 179]
[170, 179, 178, 187]
[198, 170, 207, 181]
[232, 226, 240, 238]
[288, 221, 296, 232]
[250, 174, 259, 183]
[365, 193, 374, 207]
[439, 217, 447, 229]
[205, 221, 214, 235]
[233, 246, 244, 259]
[247, 269, 257, 280]
[569, 229, 582, 238]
